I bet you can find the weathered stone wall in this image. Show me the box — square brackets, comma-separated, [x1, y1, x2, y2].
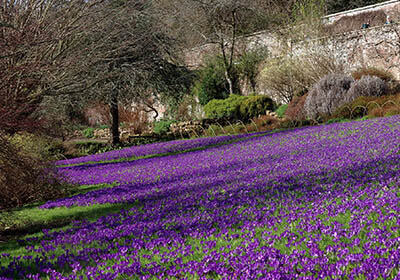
[184, 0, 400, 79]
[293, 23, 400, 78]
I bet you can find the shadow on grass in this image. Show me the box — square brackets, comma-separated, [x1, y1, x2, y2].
[0, 200, 136, 244]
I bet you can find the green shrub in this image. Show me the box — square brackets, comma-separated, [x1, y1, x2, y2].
[239, 95, 275, 121]
[204, 94, 275, 121]
[275, 104, 288, 118]
[153, 120, 175, 136]
[192, 56, 240, 106]
[98, 124, 109, 129]
[236, 48, 268, 92]
[204, 94, 246, 120]
[83, 127, 95, 138]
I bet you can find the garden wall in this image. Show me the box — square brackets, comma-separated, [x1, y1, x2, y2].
[184, 0, 400, 79]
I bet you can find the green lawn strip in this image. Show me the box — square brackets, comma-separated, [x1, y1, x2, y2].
[0, 199, 138, 267]
[57, 130, 286, 168]
[0, 183, 116, 229]
[68, 183, 117, 196]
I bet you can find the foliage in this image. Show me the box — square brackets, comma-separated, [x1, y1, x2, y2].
[83, 127, 95, 139]
[325, 117, 350, 124]
[351, 67, 395, 83]
[60, 0, 191, 145]
[249, 115, 281, 132]
[204, 94, 275, 121]
[0, 0, 100, 135]
[239, 95, 276, 121]
[305, 74, 354, 119]
[259, 57, 303, 103]
[204, 95, 246, 120]
[236, 48, 269, 93]
[0, 133, 67, 210]
[325, 0, 387, 14]
[193, 56, 239, 106]
[285, 94, 308, 121]
[291, 0, 326, 39]
[7, 133, 65, 161]
[275, 104, 288, 118]
[153, 120, 176, 136]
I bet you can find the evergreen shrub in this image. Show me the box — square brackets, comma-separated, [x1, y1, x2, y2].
[192, 57, 239, 106]
[204, 94, 275, 121]
[153, 120, 176, 136]
[275, 104, 288, 118]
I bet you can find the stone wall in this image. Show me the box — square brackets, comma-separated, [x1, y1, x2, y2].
[183, 0, 400, 79]
[293, 23, 400, 79]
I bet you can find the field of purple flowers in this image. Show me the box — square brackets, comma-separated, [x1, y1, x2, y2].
[1, 116, 400, 279]
[56, 133, 261, 166]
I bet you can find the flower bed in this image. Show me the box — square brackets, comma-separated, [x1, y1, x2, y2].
[56, 133, 261, 166]
[2, 116, 400, 279]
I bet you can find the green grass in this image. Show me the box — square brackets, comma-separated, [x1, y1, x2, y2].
[0, 183, 125, 255]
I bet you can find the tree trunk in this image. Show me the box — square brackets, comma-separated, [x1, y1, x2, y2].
[110, 91, 120, 146]
[224, 69, 234, 95]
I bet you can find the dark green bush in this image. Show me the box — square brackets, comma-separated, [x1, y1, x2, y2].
[204, 94, 275, 121]
[275, 104, 288, 118]
[239, 95, 275, 121]
[83, 127, 95, 138]
[192, 56, 240, 106]
[153, 120, 176, 136]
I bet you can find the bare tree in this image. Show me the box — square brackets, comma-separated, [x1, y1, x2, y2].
[62, 0, 190, 145]
[0, 0, 101, 134]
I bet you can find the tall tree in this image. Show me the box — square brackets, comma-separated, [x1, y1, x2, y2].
[156, 0, 290, 96]
[0, 0, 101, 134]
[67, 0, 190, 145]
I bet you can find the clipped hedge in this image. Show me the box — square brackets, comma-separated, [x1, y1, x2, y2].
[204, 94, 275, 121]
